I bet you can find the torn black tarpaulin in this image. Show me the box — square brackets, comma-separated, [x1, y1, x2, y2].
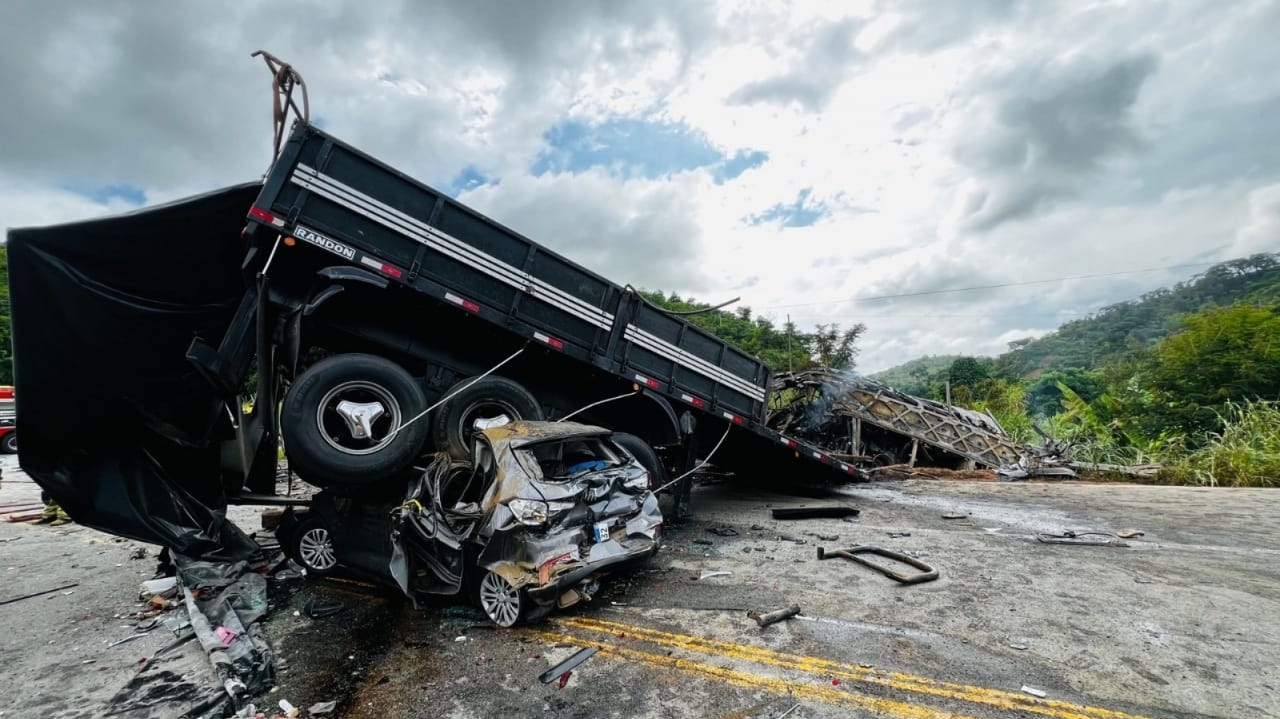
[7, 183, 262, 560]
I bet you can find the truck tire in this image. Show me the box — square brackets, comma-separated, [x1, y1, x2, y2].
[1, 432, 15, 454]
[431, 376, 543, 460]
[281, 353, 428, 486]
[612, 432, 667, 491]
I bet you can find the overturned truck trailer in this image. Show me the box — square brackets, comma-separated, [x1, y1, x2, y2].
[769, 370, 1073, 477]
[7, 120, 869, 561]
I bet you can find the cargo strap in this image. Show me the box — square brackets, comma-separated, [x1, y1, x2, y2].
[252, 50, 310, 159]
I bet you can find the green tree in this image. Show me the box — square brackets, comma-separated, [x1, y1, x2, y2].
[807, 322, 866, 371]
[947, 356, 990, 392]
[1141, 303, 1280, 437]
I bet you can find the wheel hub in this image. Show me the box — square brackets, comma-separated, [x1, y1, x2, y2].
[335, 400, 385, 440]
[478, 571, 522, 627]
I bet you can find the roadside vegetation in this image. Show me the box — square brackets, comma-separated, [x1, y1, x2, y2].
[874, 254, 1280, 487]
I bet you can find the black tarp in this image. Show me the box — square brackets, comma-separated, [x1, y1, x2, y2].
[7, 183, 263, 560]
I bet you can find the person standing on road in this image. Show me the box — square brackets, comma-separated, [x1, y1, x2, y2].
[35, 490, 72, 526]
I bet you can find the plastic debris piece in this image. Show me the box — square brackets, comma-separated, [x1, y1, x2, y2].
[215, 626, 238, 646]
[697, 570, 732, 581]
[1116, 529, 1145, 538]
[139, 576, 177, 598]
[1009, 643, 1029, 650]
[558, 671, 572, 688]
[941, 512, 968, 520]
[777, 703, 801, 718]
[455, 636, 468, 642]
[278, 699, 300, 717]
[309, 701, 338, 715]
[1021, 685, 1047, 698]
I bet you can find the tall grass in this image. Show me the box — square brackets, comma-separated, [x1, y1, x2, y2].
[1160, 400, 1280, 487]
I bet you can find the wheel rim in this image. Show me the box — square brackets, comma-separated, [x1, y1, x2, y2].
[456, 399, 520, 440]
[297, 526, 337, 571]
[316, 381, 402, 456]
[478, 571, 522, 627]
[4, 435, 14, 451]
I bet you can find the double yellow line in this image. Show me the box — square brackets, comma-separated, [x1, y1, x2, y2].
[532, 615, 1153, 719]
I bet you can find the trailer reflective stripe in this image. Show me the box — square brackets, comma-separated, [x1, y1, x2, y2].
[722, 411, 744, 425]
[288, 165, 769, 406]
[534, 332, 565, 350]
[445, 292, 481, 313]
[679, 393, 706, 408]
[634, 374, 661, 389]
[623, 326, 767, 401]
[291, 166, 615, 331]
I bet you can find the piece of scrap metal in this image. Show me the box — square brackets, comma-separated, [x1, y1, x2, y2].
[538, 647, 599, 684]
[817, 546, 939, 585]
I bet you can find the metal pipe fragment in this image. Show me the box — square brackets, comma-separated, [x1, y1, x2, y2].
[747, 604, 801, 627]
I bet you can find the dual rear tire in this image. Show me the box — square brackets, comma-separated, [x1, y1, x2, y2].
[280, 353, 543, 486]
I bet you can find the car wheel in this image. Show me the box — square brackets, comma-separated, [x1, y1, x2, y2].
[281, 354, 429, 486]
[289, 516, 338, 577]
[1, 433, 15, 454]
[431, 376, 543, 460]
[477, 569, 525, 627]
[612, 432, 666, 491]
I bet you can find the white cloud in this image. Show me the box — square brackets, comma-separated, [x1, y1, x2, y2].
[2, 0, 1277, 377]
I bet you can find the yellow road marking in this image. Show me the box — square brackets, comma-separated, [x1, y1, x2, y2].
[552, 616, 1152, 719]
[529, 628, 977, 719]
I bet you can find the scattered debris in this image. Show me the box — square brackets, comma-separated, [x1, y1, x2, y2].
[1021, 685, 1048, 698]
[303, 597, 346, 619]
[1036, 532, 1130, 547]
[539, 647, 599, 684]
[817, 546, 939, 585]
[693, 539, 714, 546]
[278, 698, 300, 717]
[0, 582, 79, 606]
[942, 512, 968, 520]
[129, 547, 149, 560]
[140, 576, 178, 599]
[888, 532, 912, 538]
[109, 633, 146, 648]
[696, 570, 732, 581]
[747, 604, 802, 627]
[1116, 529, 1145, 539]
[772, 506, 860, 520]
[777, 703, 801, 718]
[1009, 643, 1029, 650]
[708, 526, 739, 537]
[308, 700, 338, 715]
[215, 626, 239, 646]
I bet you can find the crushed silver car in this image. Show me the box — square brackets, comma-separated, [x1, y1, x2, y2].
[386, 420, 663, 626]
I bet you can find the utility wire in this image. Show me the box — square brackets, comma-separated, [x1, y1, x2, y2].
[758, 262, 1219, 310]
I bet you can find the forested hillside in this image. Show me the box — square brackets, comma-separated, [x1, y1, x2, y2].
[993, 254, 1280, 377]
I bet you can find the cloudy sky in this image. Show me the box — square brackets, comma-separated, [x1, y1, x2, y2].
[2, 0, 1277, 372]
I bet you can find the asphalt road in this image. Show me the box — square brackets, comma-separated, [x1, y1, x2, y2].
[2, 458, 1277, 718]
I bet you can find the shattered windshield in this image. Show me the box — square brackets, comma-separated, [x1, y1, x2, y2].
[515, 437, 626, 481]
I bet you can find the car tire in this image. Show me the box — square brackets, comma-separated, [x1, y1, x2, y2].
[612, 432, 666, 491]
[0, 433, 15, 454]
[476, 569, 526, 627]
[431, 375, 543, 460]
[287, 516, 338, 578]
[281, 353, 428, 486]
